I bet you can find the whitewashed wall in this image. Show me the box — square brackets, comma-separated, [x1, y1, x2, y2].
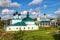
[5, 25, 38, 31]
[11, 20, 22, 24]
[40, 23, 50, 27]
[25, 22, 35, 24]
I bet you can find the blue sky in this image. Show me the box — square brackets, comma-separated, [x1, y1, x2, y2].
[11, 0, 60, 13]
[0, 0, 60, 20]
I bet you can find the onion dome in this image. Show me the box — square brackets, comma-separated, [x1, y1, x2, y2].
[13, 13, 16, 16]
[15, 12, 18, 15]
[18, 14, 21, 16]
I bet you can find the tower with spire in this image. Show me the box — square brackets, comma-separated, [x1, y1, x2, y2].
[44, 13, 47, 19]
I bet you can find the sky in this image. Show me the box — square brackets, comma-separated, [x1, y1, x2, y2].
[0, 0, 60, 20]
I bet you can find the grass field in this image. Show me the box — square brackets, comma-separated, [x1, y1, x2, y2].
[22, 27, 60, 40]
[0, 27, 60, 40]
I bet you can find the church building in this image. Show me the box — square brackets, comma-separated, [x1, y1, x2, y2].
[4, 12, 38, 31]
[4, 12, 57, 31]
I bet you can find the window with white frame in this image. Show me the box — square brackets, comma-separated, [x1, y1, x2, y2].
[46, 23, 47, 26]
[19, 27, 21, 30]
[16, 28, 18, 29]
[9, 28, 11, 30]
[28, 27, 30, 29]
[32, 27, 33, 29]
[43, 23, 44, 26]
[24, 27, 25, 29]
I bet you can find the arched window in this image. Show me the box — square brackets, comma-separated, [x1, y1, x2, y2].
[49, 23, 50, 25]
[46, 23, 47, 26]
[28, 27, 30, 29]
[16, 28, 18, 29]
[32, 27, 33, 29]
[19, 27, 21, 30]
[43, 23, 44, 26]
[24, 27, 25, 29]
[9, 28, 11, 30]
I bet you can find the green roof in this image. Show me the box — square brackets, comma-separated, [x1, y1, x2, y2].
[40, 20, 50, 23]
[41, 19, 50, 21]
[11, 22, 26, 26]
[13, 18, 21, 20]
[22, 12, 34, 21]
[22, 17, 34, 21]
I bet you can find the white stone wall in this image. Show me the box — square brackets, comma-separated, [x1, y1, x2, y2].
[27, 25, 38, 30]
[5, 25, 38, 31]
[13, 16, 21, 19]
[14, 15, 18, 19]
[37, 17, 40, 21]
[40, 23, 50, 27]
[11, 20, 22, 24]
[25, 22, 35, 25]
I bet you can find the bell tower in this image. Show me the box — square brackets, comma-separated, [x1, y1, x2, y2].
[10, 12, 22, 24]
[44, 13, 47, 19]
[37, 14, 40, 21]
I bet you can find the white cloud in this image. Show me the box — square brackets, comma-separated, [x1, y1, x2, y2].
[32, 12, 37, 15]
[1, 14, 10, 20]
[20, 8, 40, 18]
[10, 2, 21, 7]
[55, 8, 60, 14]
[35, 7, 40, 12]
[44, 5, 47, 9]
[29, 0, 43, 5]
[46, 14, 56, 18]
[29, 7, 41, 15]
[2, 9, 15, 14]
[1, 9, 15, 20]
[47, 14, 52, 18]
[21, 10, 27, 14]
[29, 9, 33, 12]
[0, 0, 21, 8]
[28, 7, 41, 18]
[2, 16, 6, 19]
[39, 14, 56, 19]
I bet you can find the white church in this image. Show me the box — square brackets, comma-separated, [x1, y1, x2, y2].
[4, 12, 57, 31]
[4, 12, 38, 31]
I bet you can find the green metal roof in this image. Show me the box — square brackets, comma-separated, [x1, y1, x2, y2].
[40, 21, 50, 23]
[22, 12, 34, 21]
[41, 19, 50, 21]
[22, 17, 34, 21]
[40, 20, 50, 23]
[12, 18, 21, 20]
[39, 19, 50, 23]
[11, 22, 26, 26]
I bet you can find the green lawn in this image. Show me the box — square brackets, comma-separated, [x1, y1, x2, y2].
[23, 27, 58, 40]
[0, 27, 60, 40]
